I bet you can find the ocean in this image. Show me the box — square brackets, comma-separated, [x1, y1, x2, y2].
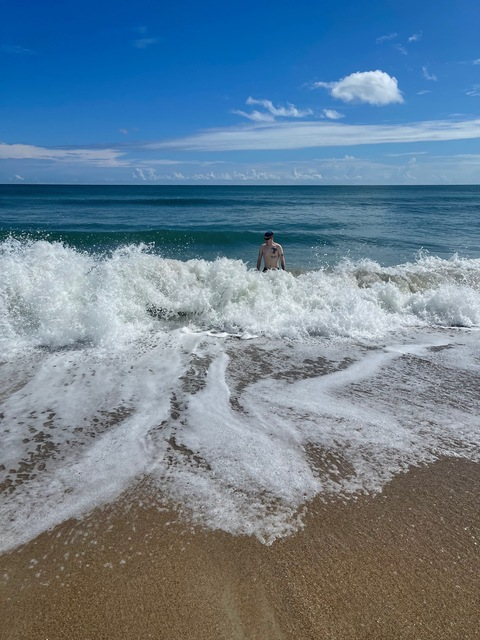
[1, 184, 480, 550]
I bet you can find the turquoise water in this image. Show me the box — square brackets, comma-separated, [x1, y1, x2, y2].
[1, 184, 480, 550]
[2, 185, 479, 268]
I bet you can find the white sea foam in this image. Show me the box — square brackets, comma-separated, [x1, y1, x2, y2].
[1, 240, 480, 551]
[1, 241, 480, 354]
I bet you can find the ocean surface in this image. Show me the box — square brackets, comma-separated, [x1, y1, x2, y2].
[1, 184, 480, 550]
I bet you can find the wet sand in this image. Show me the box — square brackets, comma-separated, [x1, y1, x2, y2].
[1, 458, 479, 640]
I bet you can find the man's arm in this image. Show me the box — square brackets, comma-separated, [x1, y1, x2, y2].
[278, 244, 286, 270]
[256, 246, 264, 270]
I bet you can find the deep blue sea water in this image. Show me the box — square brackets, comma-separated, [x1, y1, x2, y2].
[1, 184, 479, 268]
[1, 185, 480, 550]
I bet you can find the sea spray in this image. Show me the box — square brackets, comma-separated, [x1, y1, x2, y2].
[2, 240, 480, 356]
[1, 239, 480, 551]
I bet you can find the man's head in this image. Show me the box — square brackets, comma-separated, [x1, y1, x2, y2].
[264, 230, 274, 242]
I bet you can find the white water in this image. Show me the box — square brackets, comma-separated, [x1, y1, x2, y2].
[2, 240, 480, 354]
[1, 240, 480, 551]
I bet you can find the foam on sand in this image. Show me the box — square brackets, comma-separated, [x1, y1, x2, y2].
[1, 240, 480, 551]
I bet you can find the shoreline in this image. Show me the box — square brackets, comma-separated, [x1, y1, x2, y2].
[1, 457, 479, 640]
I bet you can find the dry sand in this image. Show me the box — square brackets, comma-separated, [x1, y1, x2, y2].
[1, 458, 479, 640]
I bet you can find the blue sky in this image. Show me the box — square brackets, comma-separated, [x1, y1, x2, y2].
[1, 0, 479, 184]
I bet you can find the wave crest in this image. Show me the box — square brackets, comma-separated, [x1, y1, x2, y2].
[1, 239, 479, 353]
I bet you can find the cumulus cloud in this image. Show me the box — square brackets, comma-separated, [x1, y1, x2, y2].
[322, 109, 344, 120]
[313, 70, 404, 105]
[172, 154, 480, 185]
[133, 167, 158, 180]
[422, 66, 437, 81]
[132, 167, 156, 182]
[234, 97, 312, 122]
[148, 171, 188, 181]
[161, 168, 281, 182]
[222, 169, 281, 182]
[292, 168, 323, 181]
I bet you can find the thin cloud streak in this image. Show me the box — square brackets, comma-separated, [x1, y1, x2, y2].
[376, 33, 398, 44]
[0, 143, 127, 166]
[133, 38, 159, 48]
[246, 97, 312, 118]
[1, 44, 36, 55]
[148, 118, 480, 152]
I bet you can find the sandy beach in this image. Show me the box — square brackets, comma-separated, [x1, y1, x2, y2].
[1, 457, 478, 640]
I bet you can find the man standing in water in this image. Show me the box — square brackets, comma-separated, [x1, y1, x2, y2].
[256, 230, 286, 271]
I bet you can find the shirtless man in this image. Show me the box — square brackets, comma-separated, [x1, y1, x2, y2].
[256, 230, 286, 271]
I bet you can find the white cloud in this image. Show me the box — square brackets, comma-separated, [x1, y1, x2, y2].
[247, 97, 312, 118]
[292, 168, 323, 181]
[466, 84, 480, 96]
[14, 174, 25, 181]
[232, 109, 275, 123]
[133, 167, 158, 180]
[321, 109, 344, 120]
[149, 117, 480, 152]
[386, 151, 428, 157]
[162, 169, 281, 182]
[473, 59, 480, 65]
[422, 66, 437, 81]
[192, 171, 216, 180]
[133, 38, 159, 48]
[223, 169, 281, 182]
[1, 44, 36, 55]
[395, 44, 408, 56]
[0, 143, 127, 166]
[408, 32, 422, 42]
[234, 97, 312, 122]
[180, 153, 480, 185]
[313, 70, 404, 106]
[150, 171, 188, 180]
[376, 33, 397, 44]
[119, 128, 129, 135]
[145, 159, 186, 165]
